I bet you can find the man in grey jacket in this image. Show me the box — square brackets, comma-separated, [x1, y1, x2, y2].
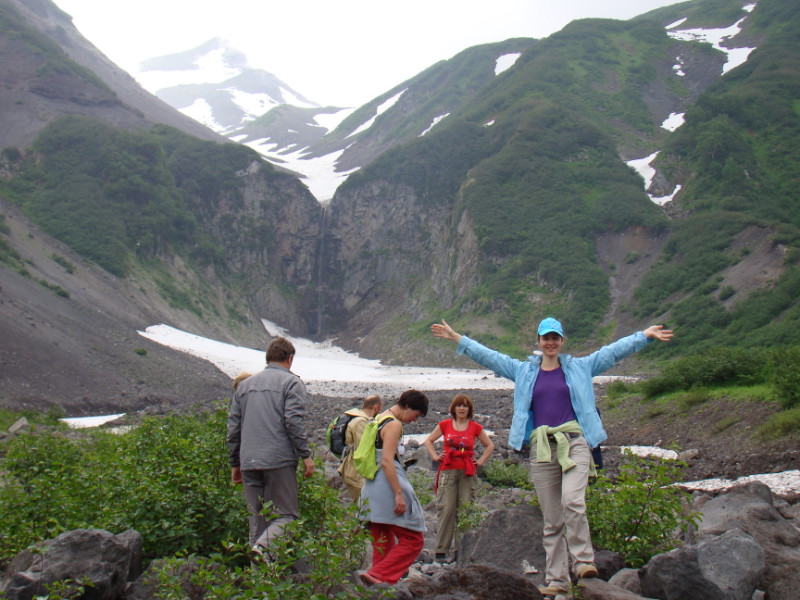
[227, 336, 315, 560]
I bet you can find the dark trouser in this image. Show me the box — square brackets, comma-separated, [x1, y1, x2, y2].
[242, 466, 299, 552]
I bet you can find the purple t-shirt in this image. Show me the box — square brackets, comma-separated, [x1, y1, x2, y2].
[530, 367, 576, 428]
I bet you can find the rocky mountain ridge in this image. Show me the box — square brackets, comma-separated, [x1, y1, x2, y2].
[0, 0, 224, 151]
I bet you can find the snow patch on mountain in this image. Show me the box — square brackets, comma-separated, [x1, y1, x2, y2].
[625, 5, 759, 208]
[245, 139, 358, 203]
[495, 53, 521, 75]
[667, 4, 757, 76]
[420, 113, 450, 137]
[626, 152, 681, 207]
[313, 108, 356, 132]
[661, 112, 685, 132]
[628, 152, 659, 192]
[227, 90, 279, 121]
[346, 89, 406, 138]
[181, 99, 223, 132]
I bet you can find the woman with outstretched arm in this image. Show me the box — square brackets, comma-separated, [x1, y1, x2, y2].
[431, 317, 672, 597]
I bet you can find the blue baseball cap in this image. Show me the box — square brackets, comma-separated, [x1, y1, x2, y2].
[537, 317, 564, 337]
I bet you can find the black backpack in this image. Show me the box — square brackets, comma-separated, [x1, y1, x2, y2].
[326, 412, 356, 459]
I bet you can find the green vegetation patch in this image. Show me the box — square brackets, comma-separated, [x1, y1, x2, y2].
[587, 451, 700, 568]
[0, 406, 380, 598]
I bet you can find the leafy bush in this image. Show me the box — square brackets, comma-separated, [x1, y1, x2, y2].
[756, 407, 800, 440]
[408, 469, 434, 506]
[0, 406, 241, 564]
[770, 346, 800, 409]
[586, 451, 700, 567]
[149, 482, 376, 600]
[640, 346, 765, 398]
[0, 406, 382, 597]
[482, 459, 532, 489]
[676, 389, 711, 412]
[456, 500, 489, 534]
[605, 379, 634, 401]
[0, 406, 64, 431]
[51, 254, 75, 274]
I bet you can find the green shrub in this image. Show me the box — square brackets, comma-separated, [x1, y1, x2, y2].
[718, 285, 735, 301]
[625, 251, 641, 264]
[586, 451, 700, 568]
[756, 407, 800, 440]
[149, 487, 377, 600]
[641, 346, 766, 398]
[770, 347, 800, 409]
[51, 253, 75, 274]
[0, 406, 381, 597]
[677, 389, 711, 412]
[0, 406, 241, 564]
[712, 415, 740, 433]
[482, 459, 533, 489]
[457, 500, 489, 534]
[408, 469, 434, 506]
[605, 379, 634, 401]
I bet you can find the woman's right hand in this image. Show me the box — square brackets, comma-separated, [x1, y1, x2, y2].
[431, 319, 461, 344]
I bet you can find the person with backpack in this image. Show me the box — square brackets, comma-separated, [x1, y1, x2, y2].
[431, 317, 672, 598]
[357, 390, 429, 587]
[423, 393, 494, 563]
[336, 395, 383, 501]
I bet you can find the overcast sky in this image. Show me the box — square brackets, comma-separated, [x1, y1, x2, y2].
[56, 0, 681, 107]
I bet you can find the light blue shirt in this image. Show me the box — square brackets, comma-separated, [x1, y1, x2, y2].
[457, 331, 651, 450]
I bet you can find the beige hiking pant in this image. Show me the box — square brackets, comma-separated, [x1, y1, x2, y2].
[434, 468, 476, 554]
[530, 435, 594, 589]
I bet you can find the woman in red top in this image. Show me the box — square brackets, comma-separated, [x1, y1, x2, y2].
[424, 394, 494, 562]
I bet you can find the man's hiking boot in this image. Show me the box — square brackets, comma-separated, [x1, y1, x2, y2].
[249, 544, 273, 564]
[575, 562, 598, 578]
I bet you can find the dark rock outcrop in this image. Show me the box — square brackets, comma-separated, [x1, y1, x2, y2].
[1, 529, 141, 600]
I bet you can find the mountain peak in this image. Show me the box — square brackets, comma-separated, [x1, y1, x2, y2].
[138, 37, 248, 74]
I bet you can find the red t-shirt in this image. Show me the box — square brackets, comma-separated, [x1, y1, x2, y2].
[438, 419, 483, 471]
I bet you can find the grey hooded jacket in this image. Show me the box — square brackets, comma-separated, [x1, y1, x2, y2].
[227, 363, 311, 471]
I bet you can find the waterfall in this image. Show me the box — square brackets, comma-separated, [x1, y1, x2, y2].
[315, 204, 328, 336]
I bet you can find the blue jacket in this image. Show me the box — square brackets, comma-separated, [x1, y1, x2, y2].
[457, 331, 652, 450]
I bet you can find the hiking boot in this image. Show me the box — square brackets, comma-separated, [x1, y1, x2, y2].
[575, 562, 598, 578]
[358, 570, 382, 586]
[249, 544, 273, 564]
[538, 583, 570, 598]
[435, 552, 447, 562]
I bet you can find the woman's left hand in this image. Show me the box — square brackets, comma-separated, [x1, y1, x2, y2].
[393, 491, 407, 515]
[644, 325, 673, 341]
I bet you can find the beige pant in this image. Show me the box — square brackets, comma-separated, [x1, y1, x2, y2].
[344, 481, 362, 503]
[530, 435, 594, 589]
[434, 468, 476, 554]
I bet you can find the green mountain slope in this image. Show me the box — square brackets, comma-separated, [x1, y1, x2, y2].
[326, 0, 799, 359]
[635, 0, 800, 352]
